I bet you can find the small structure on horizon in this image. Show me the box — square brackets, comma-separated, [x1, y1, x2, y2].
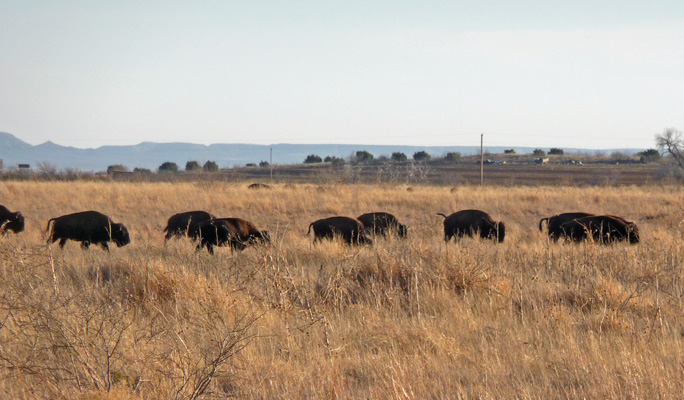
[111, 170, 134, 180]
[18, 164, 30, 169]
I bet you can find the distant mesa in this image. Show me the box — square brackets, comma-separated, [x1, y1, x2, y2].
[0, 132, 645, 172]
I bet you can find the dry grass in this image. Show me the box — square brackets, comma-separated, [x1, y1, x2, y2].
[1, 181, 684, 398]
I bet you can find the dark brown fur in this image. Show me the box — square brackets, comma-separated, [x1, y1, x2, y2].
[163, 210, 215, 241]
[357, 212, 407, 238]
[539, 212, 594, 241]
[46, 211, 130, 251]
[559, 215, 639, 244]
[438, 209, 505, 243]
[193, 217, 270, 254]
[307, 216, 372, 245]
[0, 205, 25, 235]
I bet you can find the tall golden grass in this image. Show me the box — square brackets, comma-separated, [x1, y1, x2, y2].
[1, 181, 684, 398]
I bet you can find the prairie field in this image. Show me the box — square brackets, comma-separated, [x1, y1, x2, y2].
[1, 181, 684, 399]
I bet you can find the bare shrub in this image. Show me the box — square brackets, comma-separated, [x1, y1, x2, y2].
[406, 161, 430, 183]
[0, 250, 258, 398]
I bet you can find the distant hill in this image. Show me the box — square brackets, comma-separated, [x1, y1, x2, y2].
[0, 132, 645, 172]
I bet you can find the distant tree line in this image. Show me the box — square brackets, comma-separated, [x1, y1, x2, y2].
[298, 147, 631, 165]
[102, 140, 671, 176]
[105, 160, 222, 175]
[302, 150, 440, 165]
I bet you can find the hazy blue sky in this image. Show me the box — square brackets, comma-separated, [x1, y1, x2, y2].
[1, 1, 682, 149]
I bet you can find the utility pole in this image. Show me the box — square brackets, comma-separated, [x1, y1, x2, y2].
[480, 133, 484, 186]
[270, 148, 273, 182]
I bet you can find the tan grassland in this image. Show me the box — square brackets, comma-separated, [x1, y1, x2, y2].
[1, 181, 684, 399]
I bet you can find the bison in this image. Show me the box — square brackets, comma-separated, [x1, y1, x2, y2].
[438, 209, 505, 243]
[558, 215, 639, 244]
[46, 211, 131, 250]
[307, 216, 372, 245]
[539, 212, 594, 241]
[247, 183, 271, 190]
[163, 210, 215, 241]
[357, 212, 407, 238]
[0, 205, 25, 235]
[193, 217, 270, 254]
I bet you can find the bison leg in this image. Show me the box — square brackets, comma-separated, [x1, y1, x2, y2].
[344, 233, 355, 245]
[360, 235, 373, 245]
[481, 228, 494, 241]
[100, 242, 110, 252]
[230, 241, 246, 251]
[81, 241, 91, 249]
[571, 231, 585, 242]
[58, 238, 68, 248]
[206, 243, 215, 255]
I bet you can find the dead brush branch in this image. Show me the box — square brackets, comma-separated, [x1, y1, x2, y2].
[0, 278, 143, 393]
[0, 245, 259, 399]
[156, 300, 260, 400]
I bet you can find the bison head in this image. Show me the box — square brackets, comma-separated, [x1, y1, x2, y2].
[112, 223, 131, 247]
[357, 233, 373, 245]
[627, 223, 640, 244]
[2, 212, 25, 234]
[249, 230, 270, 244]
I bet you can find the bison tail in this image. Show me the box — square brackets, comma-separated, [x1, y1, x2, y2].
[307, 222, 314, 235]
[45, 218, 56, 242]
[436, 213, 448, 219]
[539, 217, 548, 231]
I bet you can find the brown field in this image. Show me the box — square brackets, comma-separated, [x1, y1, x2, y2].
[1, 181, 684, 398]
[115, 161, 670, 187]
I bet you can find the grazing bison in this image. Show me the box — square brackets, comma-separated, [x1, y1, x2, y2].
[46, 211, 131, 250]
[163, 210, 215, 241]
[193, 217, 270, 254]
[308, 216, 372, 245]
[559, 215, 639, 244]
[438, 209, 505, 243]
[0, 205, 25, 235]
[539, 212, 594, 241]
[248, 183, 271, 190]
[357, 212, 407, 238]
